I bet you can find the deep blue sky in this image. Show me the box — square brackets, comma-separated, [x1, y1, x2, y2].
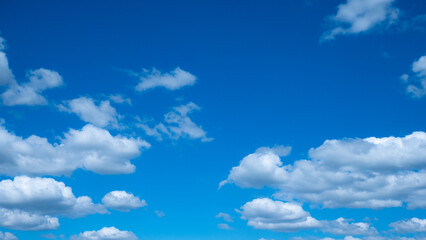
[1, 0, 426, 240]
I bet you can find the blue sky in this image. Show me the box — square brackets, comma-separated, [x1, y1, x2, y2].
[1, 0, 426, 239]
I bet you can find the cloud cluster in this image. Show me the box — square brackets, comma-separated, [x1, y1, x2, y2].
[59, 97, 119, 128]
[0, 122, 150, 176]
[134, 67, 196, 91]
[390, 218, 426, 233]
[70, 227, 138, 240]
[403, 55, 426, 98]
[102, 191, 147, 212]
[322, 0, 399, 40]
[222, 132, 426, 209]
[138, 102, 212, 142]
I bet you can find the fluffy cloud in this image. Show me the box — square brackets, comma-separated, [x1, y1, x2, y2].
[322, 0, 399, 41]
[102, 191, 147, 212]
[0, 232, 17, 240]
[322, 218, 377, 236]
[134, 67, 196, 91]
[0, 176, 106, 231]
[389, 218, 426, 233]
[0, 123, 149, 176]
[59, 97, 118, 128]
[237, 198, 321, 232]
[70, 227, 138, 240]
[138, 102, 212, 142]
[404, 55, 426, 98]
[222, 132, 426, 209]
[216, 212, 233, 222]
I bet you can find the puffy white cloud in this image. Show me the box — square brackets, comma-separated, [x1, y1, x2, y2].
[70, 227, 138, 240]
[237, 198, 321, 232]
[322, 218, 377, 236]
[138, 102, 212, 142]
[322, 0, 399, 41]
[389, 218, 426, 233]
[0, 231, 17, 240]
[135, 67, 196, 91]
[404, 56, 426, 98]
[222, 132, 426, 209]
[0, 123, 149, 176]
[102, 191, 146, 212]
[216, 212, 233, 222]
[59, 97, 118, 128]
[0, 208, 59, 231]
[2, 68, 63, 106]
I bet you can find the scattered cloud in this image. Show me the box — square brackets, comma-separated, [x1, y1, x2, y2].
[216, 212, 233, 222]
[138, 102, 212, 142]
[390, 218, 426, 233]
[59, 97, 119, 128]
[322, 218, 377, 236]
[0, 122, 150, 176]
[102, 191, 147, 212]
[132, 67, 196, 91]
[70, 227, 138, 240]
[222, 132, 426, 209]
[217, 223, 232, 230]
[321, 0, 399, 41]
[403, 55, 426, 98]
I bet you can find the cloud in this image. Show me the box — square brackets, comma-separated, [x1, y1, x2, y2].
[59, 97, 118, 128]
[0, 122, 150, 176]
[222, 132, 426, 209]
[217, 223, 232, 230]
[2, 68, 63, 106]
[403, 55, 426, 98]
[322, 218, 377, 236]
[237, 198, 321, 232]
[219, 146, 291, 189]
[216, 212, 233, 222]
[321, 0, 399, 41]
[138, 102, 212, 142]
[0, 37, 14, 86]
[102, 191, 147, 212]
[155, 210, 165, 218]
[109, 94, 131, 105]
[0, 232, 17, 240]
[133, 67, 196, 91]
[0, 176, 106, 231]
[389, 218, 426, 233]
[70, 227, 138, 240]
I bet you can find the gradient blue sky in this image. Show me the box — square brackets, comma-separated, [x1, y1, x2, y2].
[1, 0, 426, 240]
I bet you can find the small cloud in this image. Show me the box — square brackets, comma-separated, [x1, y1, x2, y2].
[155, 210, 165, 218]
[216, 212, 233, 222]
[102, 191, 147, 212]
[217, 223, 232, 230]
[109, 94, 131, 105]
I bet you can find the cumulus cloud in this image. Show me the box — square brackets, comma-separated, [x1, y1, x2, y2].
[0, 122, 150, 176]
[2, 68, 63, 106]
[134, 67, 196, 91]
[390, 218, 426, 233]
[321, 0, 399, 41]
[237, 198, 321, 232]
[222, 132, 426, 209]
[0, 176, 106, 231]
[403, 55, 426, 98]
[59, 97, 118, 128]
[216, 212, 233, 222]
[102, 191, 147, 212]
[0, 232, 17, 240]
[322, 218, 377, 236]
[70, 227, 138, 240]
[138, 102, 212, 142]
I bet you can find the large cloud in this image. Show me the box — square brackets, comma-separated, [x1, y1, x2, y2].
[321, 0, 399, 41]
[0, 123, 150, 176]
[0, 208, 59, 231]
[102, 191, 147, 212]
[70, 227, 138, 240]
[222, 132, 426, 209]
[404, 55, 426, 98]
[389, 218, 426, 233]
[134, 67, 196, 91]
[59, 97, 118, 128]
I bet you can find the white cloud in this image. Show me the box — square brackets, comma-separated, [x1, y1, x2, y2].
[109, 94, 131, 105]
[0, 231, 17, 240]
[70, 227, 138, 240]
[404, 55, 426, 98]
[0, 37, 14, 86]
[135, 67, 196, 91]
[0, 208, 59, 231]
[216, 212, 233, 222]
[0, 122, 150, 176]
[222, 132, 426, 209]
[59, 97, 118, 128]
[217, 223, 232, 230]
[102, 191, 147, 212]
[2, 68, 63, 106]
[322, 218, 377, 236]
[155, 210, 165, 218]
[322, 0, 399, 41]
[237, 198, 321, 232]
[390, 218, 426, 233]
[138, 102, 212, 142]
